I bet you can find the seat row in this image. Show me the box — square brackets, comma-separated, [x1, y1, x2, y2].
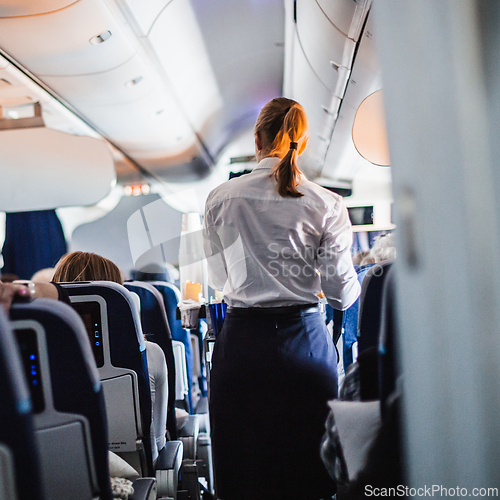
[0, 279, 213, 500]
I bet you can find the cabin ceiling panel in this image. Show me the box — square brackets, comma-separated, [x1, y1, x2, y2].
[0, 0, 136, 76]
[0, 128, 115, 212]
[0, 0, 77, 17]
[147, 0, 223, 134]
[189, 0, 284, 156]
[41, 54, 164, 107]
[296, 0, 355, 94]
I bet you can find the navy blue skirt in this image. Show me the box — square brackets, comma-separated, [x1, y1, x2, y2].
[209, 306, 338, 500]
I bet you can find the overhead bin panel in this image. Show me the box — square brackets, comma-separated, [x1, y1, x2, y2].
[323, 15, 383, 180]
[0, 128, 115, 212]
[296, 0, 355, 94]
[316, 0, 370, 42]
[81, 92, 193, 152]
[288, 30, 336, 174]
[148, 0, 222, 133]
[42, 54, 163, 107]
[0, 1, 77, 17]
[0, 0, 136, 76]
[117, 0, 170, 37]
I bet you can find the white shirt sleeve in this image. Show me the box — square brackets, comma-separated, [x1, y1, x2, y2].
[146, 341, 168, 458]
[317, 200, 361, 311]
[203, 205, 228, 291]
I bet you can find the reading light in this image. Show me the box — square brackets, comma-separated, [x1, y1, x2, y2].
[123, 185, 133, 196]
[90, 31, 112, 45]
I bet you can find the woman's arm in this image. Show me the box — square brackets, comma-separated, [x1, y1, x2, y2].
[1, 281, 59, 312]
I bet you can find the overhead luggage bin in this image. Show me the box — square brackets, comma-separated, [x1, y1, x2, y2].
[0, 127, 115, 212]
[296, 0, 355, 95]
[0, 1, 78, 17]
[316, 0, 371, 42]
[0, 0, 136, 76]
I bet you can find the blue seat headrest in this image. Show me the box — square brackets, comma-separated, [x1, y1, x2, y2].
[10, 299, 112, 500]
[0, 308, 45, 500]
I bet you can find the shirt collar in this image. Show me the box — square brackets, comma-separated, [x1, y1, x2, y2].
[253, 157, 281, 171]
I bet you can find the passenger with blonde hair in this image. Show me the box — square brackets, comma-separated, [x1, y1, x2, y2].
[204, 97, 360, 499]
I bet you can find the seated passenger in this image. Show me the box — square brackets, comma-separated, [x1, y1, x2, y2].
[52, 251, 168, 465]
[360, 233, 396, 266]
[31, 267, 55, 282]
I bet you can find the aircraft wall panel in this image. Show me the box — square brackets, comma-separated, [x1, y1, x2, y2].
[0, 0, 136, 76]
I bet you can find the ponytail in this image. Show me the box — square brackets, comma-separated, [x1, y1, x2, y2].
[255, 98, 308, 198]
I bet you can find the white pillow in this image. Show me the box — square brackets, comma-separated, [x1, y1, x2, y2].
[108, 451, 139, 479]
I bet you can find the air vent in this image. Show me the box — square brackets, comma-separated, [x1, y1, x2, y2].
[90, 31, 112, 45]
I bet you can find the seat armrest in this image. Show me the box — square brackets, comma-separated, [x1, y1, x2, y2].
[178, 415, 199, 459]
[130, 478, 157, 500]
[156, 441, 183, 471]
[156, 441, 183, 499]
[195, 396, 208, 414]
[195, 397, 209, 433]
[177, 415, 199, 438]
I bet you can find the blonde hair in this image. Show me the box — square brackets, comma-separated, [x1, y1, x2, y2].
[53, 251, 123, 284]
[255, 97, 308, 198]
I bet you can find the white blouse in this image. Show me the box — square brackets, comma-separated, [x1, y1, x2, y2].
[203, 157, 361, 310]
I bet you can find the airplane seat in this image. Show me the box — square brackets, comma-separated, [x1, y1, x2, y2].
[378, 267, 399, 418]
[148, 281, 196, 414]
[341, 264, 375, 371]
[9, 299, 113, 500]
[124, 282, 211, 496]
[124, 281, 178, 441]
[60, 282, 183, 497]
[0, 308, 45, 500]
[357, 262, 393, 401]
[358, 262, 393, 354]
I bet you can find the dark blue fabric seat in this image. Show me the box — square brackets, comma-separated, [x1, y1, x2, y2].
[0, 308, 45, 500]
[341, 264, 375, 370]
[9, 299, 112, 500]
[358, 262, 393, 355]
[124, 281, 178, 439]
[60, 281, 154, 477]
[146, 281, 195, 413]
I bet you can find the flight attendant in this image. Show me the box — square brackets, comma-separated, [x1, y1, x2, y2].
[203, 97, 361, 500]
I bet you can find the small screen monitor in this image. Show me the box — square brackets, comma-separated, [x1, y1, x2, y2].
[15, 328, 45, 413]
[71, 301, 104, 368]
[348, 206, 374, 226]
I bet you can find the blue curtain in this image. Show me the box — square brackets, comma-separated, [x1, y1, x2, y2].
[1, 210, 67, 279]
